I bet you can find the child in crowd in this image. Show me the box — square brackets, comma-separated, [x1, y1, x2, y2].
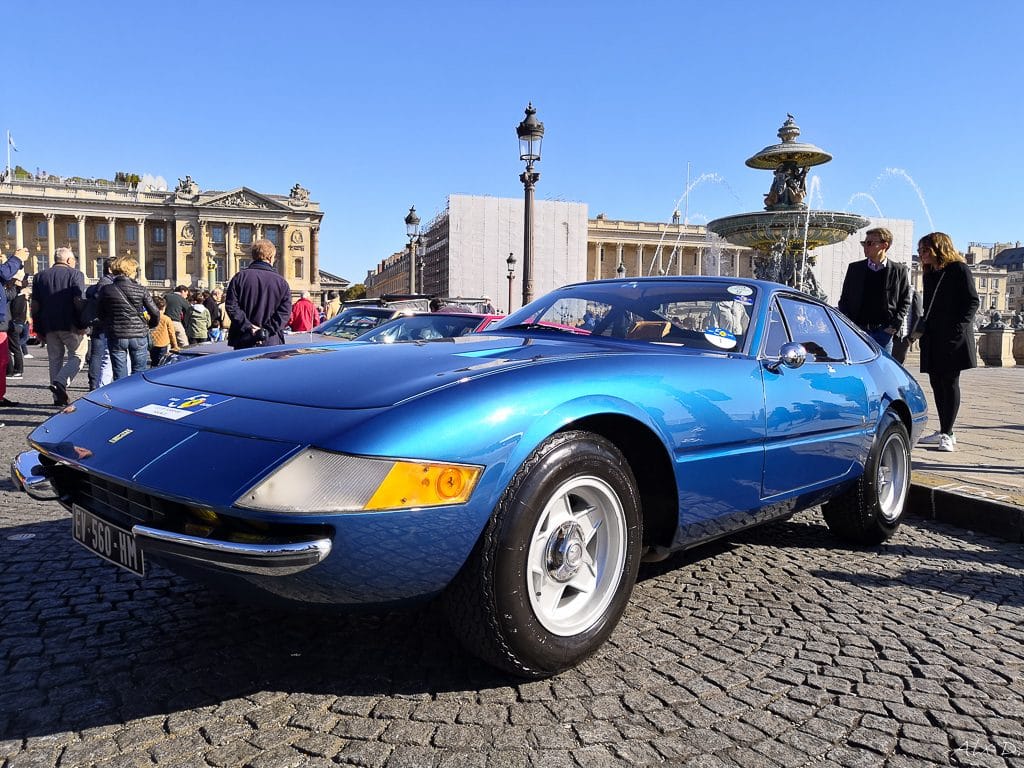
[149, 295, 180, 367]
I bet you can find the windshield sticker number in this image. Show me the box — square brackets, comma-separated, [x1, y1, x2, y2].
[704, 327, 738, 350]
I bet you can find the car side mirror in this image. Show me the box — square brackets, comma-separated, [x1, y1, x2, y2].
[765, 342, 806, 373]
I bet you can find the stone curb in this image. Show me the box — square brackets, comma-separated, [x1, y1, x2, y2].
[908, 478, 1024, 544]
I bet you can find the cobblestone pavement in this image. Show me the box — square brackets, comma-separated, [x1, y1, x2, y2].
[2, 356, 1023, 767]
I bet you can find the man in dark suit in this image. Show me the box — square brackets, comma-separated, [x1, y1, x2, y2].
[30, 247, 88, 405]
[837, 227, 912, 353]
[225, 239, 292, 349]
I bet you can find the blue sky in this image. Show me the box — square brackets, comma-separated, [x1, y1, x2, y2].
[5, 1, 1022, 282]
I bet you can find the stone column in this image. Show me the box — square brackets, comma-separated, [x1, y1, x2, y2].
[278, 223, 288, 277]
[616, 243, 624, 278]
[45, 213, 55, 262]
[136, 218, 147, 283]
[225, 222, 235, 285]
[13, 211, 24, 251]
[592, 242, 602, 281]
[76, 215, 87, 278]
[107, 217, 116, 261]
[168, 219, 179, 286]
[198, 220, 209, 287]
[310, 224, 320, 286]
[635, 244, 643, 277]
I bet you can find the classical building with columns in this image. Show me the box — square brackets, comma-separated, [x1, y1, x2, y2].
[588, 213, 753, 281]
[364, 195, 752, 311]
[1, 176, 323, 293]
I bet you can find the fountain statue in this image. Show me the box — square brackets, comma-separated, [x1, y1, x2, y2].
[708, 115, 869, 300]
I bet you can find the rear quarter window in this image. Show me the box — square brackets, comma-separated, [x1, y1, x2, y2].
[833, 313, 878, 363]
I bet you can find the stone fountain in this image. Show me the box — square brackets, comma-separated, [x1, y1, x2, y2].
[708, 115, 869, 299]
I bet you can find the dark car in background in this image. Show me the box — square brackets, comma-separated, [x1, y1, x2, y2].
[357, 312, 501, 343]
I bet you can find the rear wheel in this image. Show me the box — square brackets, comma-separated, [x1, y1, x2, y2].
[823, 410, 911, 544]
[444, 431, 642, 677]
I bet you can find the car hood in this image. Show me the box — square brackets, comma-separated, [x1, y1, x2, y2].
[141, 333, 639, 409]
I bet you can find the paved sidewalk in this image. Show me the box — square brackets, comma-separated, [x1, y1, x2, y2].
[903, 350, 1024, 543]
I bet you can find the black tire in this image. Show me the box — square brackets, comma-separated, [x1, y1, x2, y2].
[823, 410, 911, 545]
[443, 430, 642, 678]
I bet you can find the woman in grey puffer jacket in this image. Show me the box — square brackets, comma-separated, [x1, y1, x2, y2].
[96, 256, 160, 381]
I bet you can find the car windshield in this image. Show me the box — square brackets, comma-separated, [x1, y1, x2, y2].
[315, 308, 394, 340]
[359, 314, 483, 343]
[491, 280, 757, 352]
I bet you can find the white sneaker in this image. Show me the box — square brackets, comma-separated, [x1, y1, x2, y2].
[23, 353, 33, 358]
[938, 434, 955, 452]
[919, 431, 944, 445]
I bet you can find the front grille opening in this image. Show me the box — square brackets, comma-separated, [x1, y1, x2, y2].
[49, 464, 330, 546]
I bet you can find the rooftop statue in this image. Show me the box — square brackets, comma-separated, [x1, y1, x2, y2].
[176, 175, 199, 196]
[290, 183, 310, 202]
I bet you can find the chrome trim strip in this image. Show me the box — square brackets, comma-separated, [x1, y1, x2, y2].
[131, 525, 332, 576]
[11, 451, 59, 501]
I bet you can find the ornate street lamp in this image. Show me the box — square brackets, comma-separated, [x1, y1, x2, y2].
[416, 235, 425, 294]
[506, 252, 517, 313]
[516, 103, 543, 305]
[616, 261, 626, 278]
[404, 206, 420, 294]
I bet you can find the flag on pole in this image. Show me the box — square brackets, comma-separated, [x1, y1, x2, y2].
[7, 131, 16, 151]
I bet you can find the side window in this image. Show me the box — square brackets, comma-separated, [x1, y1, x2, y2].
[778, 297, 845, 362]
[834, 312, 877, 363]
[761, 300, 791, 357]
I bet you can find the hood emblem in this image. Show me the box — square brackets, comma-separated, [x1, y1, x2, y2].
[108, 429, 134, 444]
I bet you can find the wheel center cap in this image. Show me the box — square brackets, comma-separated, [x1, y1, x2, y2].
[546, 522, 585, 582]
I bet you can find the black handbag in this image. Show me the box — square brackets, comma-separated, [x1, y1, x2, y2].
[910, 272, 946, 341]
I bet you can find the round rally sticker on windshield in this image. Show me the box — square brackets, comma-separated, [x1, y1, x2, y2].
[704, 327, 737, 350]
[727, 285, 753, 297]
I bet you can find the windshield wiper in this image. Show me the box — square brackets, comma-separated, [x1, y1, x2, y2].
[498, 322, 588, 335]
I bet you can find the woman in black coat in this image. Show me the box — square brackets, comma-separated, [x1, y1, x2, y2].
[917, 232, 979, 452]
[96, 256, 160, 381]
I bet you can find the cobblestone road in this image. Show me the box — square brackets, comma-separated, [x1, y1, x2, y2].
[2, 359, 1023, 767]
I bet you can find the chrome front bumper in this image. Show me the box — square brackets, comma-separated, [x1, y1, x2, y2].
[11, 450, 58, 500]
[12, 450, 332, 576]
[132, 525, 332, 576]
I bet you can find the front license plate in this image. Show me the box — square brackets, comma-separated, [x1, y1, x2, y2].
[72, 505, 145, 576]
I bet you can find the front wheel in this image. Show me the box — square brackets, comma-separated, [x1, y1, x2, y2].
[444, 431, 642, 678]
[823, 410, 911, 544]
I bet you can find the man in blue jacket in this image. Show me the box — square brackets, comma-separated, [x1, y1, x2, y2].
[225, 239, 292, 349]
[0, 247, 26, 412]
[30, 247, 88, 406]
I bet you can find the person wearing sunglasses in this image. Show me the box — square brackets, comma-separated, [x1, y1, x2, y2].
[837, 227, 912, 353]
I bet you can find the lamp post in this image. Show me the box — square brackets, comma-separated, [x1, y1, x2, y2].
[416, 234, 425, 295]
[616, 261, 626, 278]
[506, 252, 516, 313]
[404, 206, 420, 294]
[516, 103, 544, 306]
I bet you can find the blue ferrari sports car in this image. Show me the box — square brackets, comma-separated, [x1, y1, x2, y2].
[13, 277, 927, 677]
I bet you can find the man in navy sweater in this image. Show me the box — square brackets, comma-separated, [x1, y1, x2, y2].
[225, 239, 292, 349]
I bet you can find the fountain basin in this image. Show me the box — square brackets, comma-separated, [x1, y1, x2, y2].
[708, 210, 870, 254]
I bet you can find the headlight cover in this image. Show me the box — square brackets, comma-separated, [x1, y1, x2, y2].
[235, 449, 482, 514]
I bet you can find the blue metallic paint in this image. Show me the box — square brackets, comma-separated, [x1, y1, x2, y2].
[22, 277, 928, 608]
